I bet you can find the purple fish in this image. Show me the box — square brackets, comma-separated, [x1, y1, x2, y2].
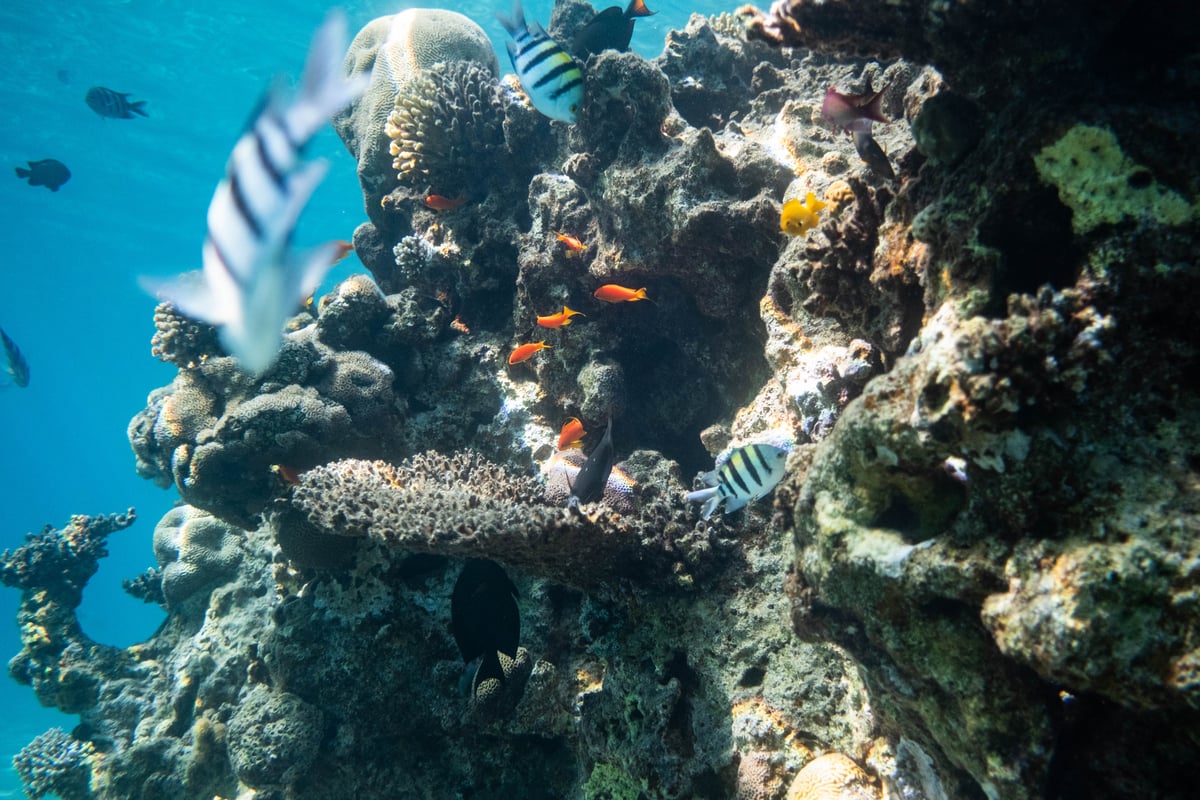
[821, 83, 890, 134]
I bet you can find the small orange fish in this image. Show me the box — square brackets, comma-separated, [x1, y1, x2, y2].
[554, 231, 587, 255]
[594, 284, 650, 303]
[557, 417, 586, 450]
[330, 240, 355, 263]
[425, 193, 466, 211]
[273, 465, 303, 486]
[536, 305, 585, 328]
[508, 341, 551, 365]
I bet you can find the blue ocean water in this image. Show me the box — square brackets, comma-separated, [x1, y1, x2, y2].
[0, 0, 697, 792]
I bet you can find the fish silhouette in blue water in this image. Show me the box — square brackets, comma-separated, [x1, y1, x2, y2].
[85, 86, 148, 119]
[0, 327, 30, 388]
[574, 0, 655, 58]
[497, 0, 584, 123]
[452, 559, 520, 692]
[685, 443, 789, 520]
[141, 12, 368, 375]
[14, 159, 70, 192]
[569, 417, 615, 506]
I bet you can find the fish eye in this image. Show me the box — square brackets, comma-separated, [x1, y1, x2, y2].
[569, 104, 578, 112]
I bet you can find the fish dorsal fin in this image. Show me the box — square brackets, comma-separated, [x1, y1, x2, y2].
[627, 0, 656, 18]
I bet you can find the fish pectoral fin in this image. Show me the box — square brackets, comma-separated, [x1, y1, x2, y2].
[289, 242, 344, 304]
[139, 273, 227, 326]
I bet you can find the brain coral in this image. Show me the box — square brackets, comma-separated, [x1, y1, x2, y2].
[333, 9, 498, 212]
[786, 753, 878, 800]
[226, 684, 323, 788]
[272, 451, 730, 589]
[152, 505, 243, 614]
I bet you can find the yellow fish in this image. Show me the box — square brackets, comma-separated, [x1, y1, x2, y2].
[780, 192, 826, 237]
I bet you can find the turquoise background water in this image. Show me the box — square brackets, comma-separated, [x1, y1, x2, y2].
[0, 0, 697, 792]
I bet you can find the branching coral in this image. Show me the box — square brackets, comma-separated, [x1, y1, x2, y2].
[150, 301, 221, 369]
[385, 60, 506, 194]
[271, 451, 730, 589]
[13, 727, 97, 800]
[1, 509, 137, 607]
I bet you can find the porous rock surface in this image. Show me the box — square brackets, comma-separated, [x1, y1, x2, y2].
[6, 0, 1198, 797]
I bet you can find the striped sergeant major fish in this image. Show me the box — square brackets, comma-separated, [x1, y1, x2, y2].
[497, 0, 584, 124]
[686, 443, 789, 520]
[143, 11, 368, 375]
[0, 326, 30, 388]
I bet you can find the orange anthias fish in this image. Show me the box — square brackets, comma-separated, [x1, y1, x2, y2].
[425, 193, 466, 211]
[536, 305, 585, 328]
[557, 417, 586, 450]
[554, 231, 587, 256]
[331, 240, 355, 262]
[594, 284, 649, 303]
[508, 341, 551, 365]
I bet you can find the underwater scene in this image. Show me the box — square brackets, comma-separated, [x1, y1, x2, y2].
[1, 0, 1198, 797]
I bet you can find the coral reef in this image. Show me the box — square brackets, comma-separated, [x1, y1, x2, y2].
[4, 0, 1193, 797]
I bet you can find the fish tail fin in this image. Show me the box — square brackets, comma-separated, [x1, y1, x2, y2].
[130, 99, 149, 117]
[496, 0, 525, 37]
[289, 10, 369, 144]
[627, 0, 656, 18]
[862, 90, 890, 125]
[138, 273, 227, 327]
[14, 166, 29, 178]
[684, 486, 721, 519]
[636, 288, 654, 303]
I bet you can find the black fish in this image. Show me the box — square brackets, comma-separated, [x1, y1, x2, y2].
[569, 417, 615, 505]
[0, 327, 30, 388]
[14, 159, 70, 192]
[85, 86, 148, 119]
[573, 0, 655, 58]
[451, 560, 519, 688]
[853, 131, 895, 180]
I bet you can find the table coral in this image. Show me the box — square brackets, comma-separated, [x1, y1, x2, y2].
[273, 451, 722, 590]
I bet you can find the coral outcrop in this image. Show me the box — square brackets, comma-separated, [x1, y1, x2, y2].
[334, 9, 498, 220]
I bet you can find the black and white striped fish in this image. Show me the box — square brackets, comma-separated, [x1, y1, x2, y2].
[143, 12, 367, 375]
[0, 326, 30, 388]
[497, 0, 584, 124]
[85, 86, 148, 119]
[686, 443, 789, 520]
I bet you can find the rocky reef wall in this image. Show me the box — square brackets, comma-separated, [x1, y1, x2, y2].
[4, 1, 1199, 798]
